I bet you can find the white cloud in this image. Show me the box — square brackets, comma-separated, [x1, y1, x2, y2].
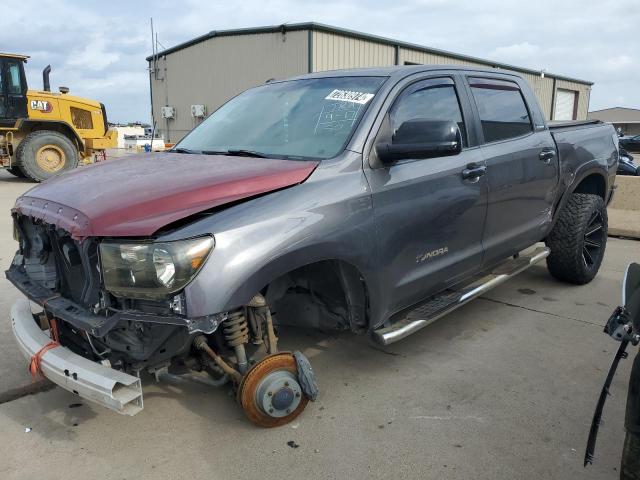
[66, 36, 120, 71]
[0, 0, 638, 121]
[490, 43, 541, 62]
[603, 54, 634, 70]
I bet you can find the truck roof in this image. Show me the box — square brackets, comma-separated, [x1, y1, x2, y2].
[0, 53, 29, 60]
[285, 64, 528, 82]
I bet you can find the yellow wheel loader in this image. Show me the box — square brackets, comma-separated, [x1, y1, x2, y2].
[0, 53, 117, 182]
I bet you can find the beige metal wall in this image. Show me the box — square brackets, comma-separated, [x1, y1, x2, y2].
[151, 27, 591, 142]
[312, 31, 395, 70]
[312, 38, 589, 121]
[400, 47, 485, 68]
[400, 47, 570, 121]
[150, 30, 308, 142]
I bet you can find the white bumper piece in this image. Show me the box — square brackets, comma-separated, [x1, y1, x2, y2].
[11, 299, 143, 415]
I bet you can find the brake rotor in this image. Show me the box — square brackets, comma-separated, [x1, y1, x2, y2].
[238, 352, 309, 428]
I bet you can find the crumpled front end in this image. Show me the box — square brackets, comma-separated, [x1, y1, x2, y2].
[6, 212, 318, 425]
[6, 214, 222, 391]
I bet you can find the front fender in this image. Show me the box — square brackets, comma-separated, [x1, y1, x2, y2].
[178, 156, 381, 319]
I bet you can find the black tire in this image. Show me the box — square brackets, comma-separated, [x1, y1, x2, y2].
[16, 130, 79, 182]
[545, 193, 607, 284]
[6, 166, 25, 177]
[621, 432, 640, 480]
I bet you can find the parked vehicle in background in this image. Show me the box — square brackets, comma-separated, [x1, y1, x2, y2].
[618, 148, 639, 176]
[0, 53, 117, 182]
[6, 66, 618, 427]
[620, 135, 640, 152]
[585, 263, 640, 480]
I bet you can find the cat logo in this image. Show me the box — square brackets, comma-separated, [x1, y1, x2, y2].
[416, 246, 449, 263]
[30, 100, 53, 113]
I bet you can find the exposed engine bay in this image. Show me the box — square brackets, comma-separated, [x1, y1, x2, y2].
[8, 214, 318, 427]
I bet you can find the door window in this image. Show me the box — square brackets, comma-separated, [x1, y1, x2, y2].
[469, 77, 532, 143]
[0, 62, 5, 117]
[7, 63, 23, 94]
[389, 77, 467, 147]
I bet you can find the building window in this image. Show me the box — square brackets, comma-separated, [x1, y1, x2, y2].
[554, 89, 578, 121]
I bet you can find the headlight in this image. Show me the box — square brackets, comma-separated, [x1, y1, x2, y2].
[100, 236, 214, 299]
[13, 218, 20, 243]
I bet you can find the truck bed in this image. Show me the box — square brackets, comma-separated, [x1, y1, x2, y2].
[548, 119, 603, 131]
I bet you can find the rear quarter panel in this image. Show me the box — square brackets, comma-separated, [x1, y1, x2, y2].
[550, 122, 618, 216]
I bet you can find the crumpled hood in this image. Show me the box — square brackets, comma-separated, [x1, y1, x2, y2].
[14, 152, 318, 240]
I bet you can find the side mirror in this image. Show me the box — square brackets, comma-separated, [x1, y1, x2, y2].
[623, 263, 640, 317]
[376, 119, 462, 163]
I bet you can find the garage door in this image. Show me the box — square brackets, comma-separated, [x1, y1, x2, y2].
[554, 89, 577, 120]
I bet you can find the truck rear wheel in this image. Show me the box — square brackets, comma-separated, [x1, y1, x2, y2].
[621, 432, 640, 480]
[7, 166, 25, 178]
[545, 193, 607, 284]
[16, 130, 79, 182]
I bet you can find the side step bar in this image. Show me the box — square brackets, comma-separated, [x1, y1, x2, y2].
[373, 246, 550, 345]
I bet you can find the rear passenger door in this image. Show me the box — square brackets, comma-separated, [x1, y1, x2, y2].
[365, 76, 488, 314]
[466, 76, 558, 266]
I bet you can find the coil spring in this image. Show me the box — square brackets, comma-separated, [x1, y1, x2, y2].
[223, 310, 249, 347]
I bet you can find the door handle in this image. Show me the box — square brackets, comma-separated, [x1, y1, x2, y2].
[539, 149, 556, 164]
[462, 164, 486, 182]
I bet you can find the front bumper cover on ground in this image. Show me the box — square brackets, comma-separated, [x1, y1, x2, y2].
[11, 299, 143, 415]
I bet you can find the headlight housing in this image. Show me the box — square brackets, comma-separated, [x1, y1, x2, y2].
[100, 236, 214, 299]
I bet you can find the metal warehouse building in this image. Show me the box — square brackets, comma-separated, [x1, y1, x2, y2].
[147, 23, 593, 143]
[588, 107, 640, 136]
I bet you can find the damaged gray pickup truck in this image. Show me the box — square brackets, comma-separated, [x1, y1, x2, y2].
[7, 66, 618, 427]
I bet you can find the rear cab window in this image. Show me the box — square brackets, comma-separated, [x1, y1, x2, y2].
[468, 77, 533, 143]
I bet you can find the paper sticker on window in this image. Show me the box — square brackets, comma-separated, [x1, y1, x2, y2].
[325, 89, 374, 105]
[315, 101, 361, 135]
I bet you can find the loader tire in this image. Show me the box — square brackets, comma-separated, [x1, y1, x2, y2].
[545, 193, 607, 285]
[621, 432, 640, 480]
[16, 130, 79, 182]
[7, 166, 25, 177]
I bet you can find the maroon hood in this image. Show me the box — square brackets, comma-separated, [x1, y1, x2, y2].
[14, 152, 318, 239]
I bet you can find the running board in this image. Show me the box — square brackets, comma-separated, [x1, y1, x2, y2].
[373, 247, 550, 345]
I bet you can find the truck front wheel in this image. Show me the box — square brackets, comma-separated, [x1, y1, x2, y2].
[16, 130, 79, 182]
[545, 193, 607, 284]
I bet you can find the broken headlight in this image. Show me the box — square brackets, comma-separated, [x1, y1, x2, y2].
[100, 236, 214, 299]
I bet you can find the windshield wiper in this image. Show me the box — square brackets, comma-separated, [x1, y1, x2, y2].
[171, 147, 201, 154]
[200, 150, 232, 155]
[224, 149, 270, 158]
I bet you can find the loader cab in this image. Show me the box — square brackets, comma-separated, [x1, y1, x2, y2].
[0, 54, 28, 127]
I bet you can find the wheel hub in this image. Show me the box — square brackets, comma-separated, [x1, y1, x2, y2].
[35, 145, 66, 173]
[237, 352, 310, 427]
[255, 370, 302, 418]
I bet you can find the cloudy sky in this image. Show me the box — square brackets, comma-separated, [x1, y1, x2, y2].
[2, 0, 637, 123]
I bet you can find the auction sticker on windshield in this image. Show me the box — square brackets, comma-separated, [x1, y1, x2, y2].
[324, 89, 374, 104]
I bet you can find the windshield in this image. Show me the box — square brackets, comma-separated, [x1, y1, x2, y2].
[175, 76, 386, 160]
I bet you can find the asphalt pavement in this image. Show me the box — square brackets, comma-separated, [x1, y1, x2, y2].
[0, 168, 639, 479]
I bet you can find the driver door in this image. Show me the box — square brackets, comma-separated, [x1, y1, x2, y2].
[0, 58, 27, 127]
[365, 76, 488, 314]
